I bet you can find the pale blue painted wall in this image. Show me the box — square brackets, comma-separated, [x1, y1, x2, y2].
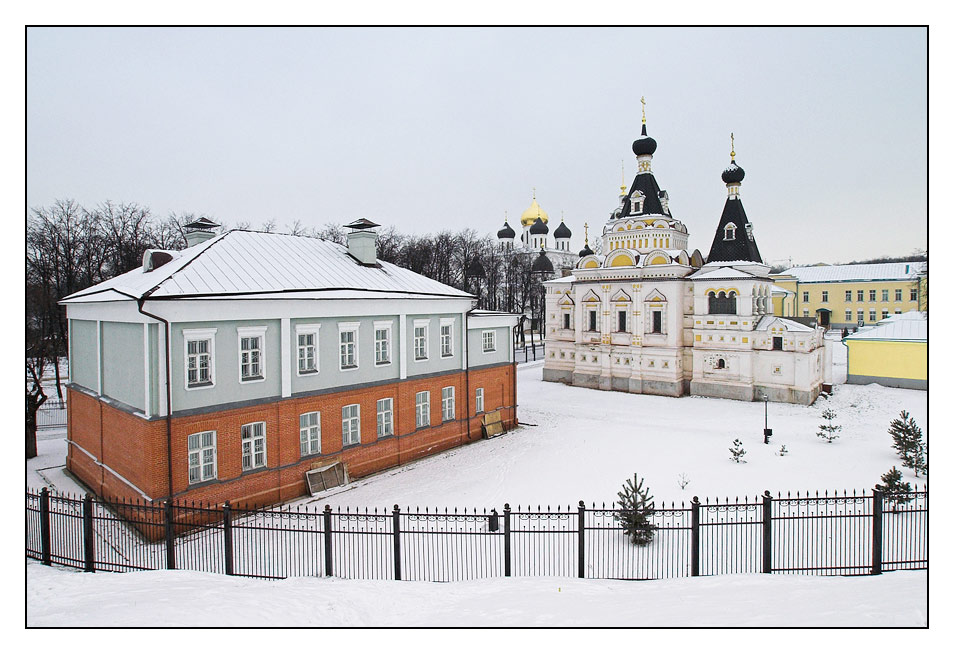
[467, 326, 511, 368]
[69, 319, 99, 391]
[101, 321, 145, 410]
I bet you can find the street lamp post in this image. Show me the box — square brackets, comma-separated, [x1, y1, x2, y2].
[762, 393, 772, 444]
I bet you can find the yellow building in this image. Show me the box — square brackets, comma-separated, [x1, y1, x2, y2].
[770, 262, 925, 329]
[843, 312, 926, 389]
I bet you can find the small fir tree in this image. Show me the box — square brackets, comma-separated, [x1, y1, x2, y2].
[889, 411, 927, 477]
[729, 439, 746, 463]
[816, 407, 841, 443]
[614, 474, 655, 545]
[874, 466, 913, 510]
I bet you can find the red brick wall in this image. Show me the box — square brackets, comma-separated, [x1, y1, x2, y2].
[66, 363, 517, 507]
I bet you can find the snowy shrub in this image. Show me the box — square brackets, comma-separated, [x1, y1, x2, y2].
[729, 439, 746, 463]
[614, 474, 655, 546]
[816, 408, 841, 443]
[777, 444, 788, 457]
[889, 411, 927, 477]
[874, 466, 913, 510]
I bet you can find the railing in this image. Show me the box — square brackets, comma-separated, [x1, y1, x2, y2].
[25, 486, 927, 581]
[37, 399, 67, 429]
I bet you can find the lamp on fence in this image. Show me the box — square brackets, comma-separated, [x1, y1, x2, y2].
[761, 393, 772, 444]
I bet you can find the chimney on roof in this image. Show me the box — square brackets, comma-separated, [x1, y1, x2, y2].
[183, 217, 221, 248]
[343, 218, 380, 266]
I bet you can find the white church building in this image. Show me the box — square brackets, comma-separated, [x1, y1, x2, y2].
[542, 111, 830, 405]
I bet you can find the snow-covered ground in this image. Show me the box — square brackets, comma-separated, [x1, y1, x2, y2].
[26, 561, 925, 627]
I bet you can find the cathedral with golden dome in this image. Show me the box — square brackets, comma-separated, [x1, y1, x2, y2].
[497, 189, 579, 278]
[541, 103, 831, 405]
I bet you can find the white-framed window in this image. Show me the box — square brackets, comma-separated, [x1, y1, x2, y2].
[377, 398, 393, 438]
[869, 290, 876, 302]
[374, 320, 392, 366]
[238, 326, 267, 383]
[299, 411, 321, 457]
[587, 310, 598, 332]
[895, 309, 902, 314]
[441, 386, 455, 422]
[241, 421, 267, 471]
[338, 322, 359, 370]
[617, 310, 628, 332]
[802, 291, 809, 303]
[475, 387, 484, 413]
[187, 430, 216, 484]
[882, 309, 889, 319]
[845, 290, 852, 302]
[724, 222, 736, 241]
[342, 404, 360, 446]
[882, 289, 889, 302]
[845, 309, 852, 322]
[440, 318, 454, 358]
[296, 324, 320, 375]
[857, 289, 864, 302]
[482, 330, 496, 352]
[183, 328, 216, 389]
[895, 289, 902, 301]
[802, 310, 809, 317]
[910, 288, 917, 301]
[869, 309, 877, 321]
[821, 291, 828, 303]
[414, 320, 429, 360]
[415, 391, 430, 428]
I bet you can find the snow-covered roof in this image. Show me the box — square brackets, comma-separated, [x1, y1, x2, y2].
[770, 284, 794, 296]
[62, 230, 474, 303]
[879, 310, 926, 322]
[778, 262, 925, 284]
[544, 274, 576, 285]
[844, 317, 926, 342]
[754, 316, 815, 332]
[689, 266, 755, 280]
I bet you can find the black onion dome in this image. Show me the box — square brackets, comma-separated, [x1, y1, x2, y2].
[722, 159, 745, 184]
[531, 248, 554, 273]
[497, 221, 516, 239]
[553, 221, 572, 239]
[529, 217, 549, 235]
[632, 123, 657, 156]
[578, 244, 594, 257]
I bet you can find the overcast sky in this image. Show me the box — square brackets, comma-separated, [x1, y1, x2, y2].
[26, 27, 926, 266]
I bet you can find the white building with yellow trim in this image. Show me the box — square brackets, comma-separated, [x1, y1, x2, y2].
[542, 116, 829, 404]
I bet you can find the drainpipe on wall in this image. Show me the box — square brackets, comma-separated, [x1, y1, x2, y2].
[136, 299, 174, 501]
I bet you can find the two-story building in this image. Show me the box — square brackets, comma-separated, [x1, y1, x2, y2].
[61, 220, 519, 505]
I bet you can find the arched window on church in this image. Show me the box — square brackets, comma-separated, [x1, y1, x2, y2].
[716, 358, 726, 369]
[708, 291, 737, 315]
[724, 223, 736, 241]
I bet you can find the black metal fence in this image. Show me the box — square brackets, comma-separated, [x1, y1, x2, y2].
[37, 399, 67, 429]
[26, 486, 926, 581]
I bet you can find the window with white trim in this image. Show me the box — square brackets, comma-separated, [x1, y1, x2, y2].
[882, 309, 889, 319]
[475, 387, 484, 413]
[869, 290, 876, 302]
[482, 330, 496, 352]
[414, 321, 429, 360]
[821, 291, 828, 303]
[895, 289, 902, 301]
[845, 309, 852, 322]
[857, 289, 864, 302]
[845, 290, 852, 302]
[296, 324, 320, 375]
[910, 288, 917, 301]
[299, 411, 321, 456]
[440, 318, 454, 358]
[374, 321, 392, 366]
[882, 289, 889, 302]
[184, 329, 216, 389]
[869, 309, 876, 322]
[724, 223, 736, 241]
[241, 421, 266, 471]
[238, 326, 267, 382]
[342, 404, 360, 446]
[441, 386, 455, 422]
[339, 322, 359, 370]
[415, 391, 430, 428]
[187, 430, 216, 484]
[377, 398, 393, 437]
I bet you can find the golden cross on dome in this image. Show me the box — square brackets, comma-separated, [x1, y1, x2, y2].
[532, 186, 536, 200]
[730, 132, 735, 159]
[621, 159, 626, 192]
[584, 222, 590, 245]
[640, 96, 646, 124]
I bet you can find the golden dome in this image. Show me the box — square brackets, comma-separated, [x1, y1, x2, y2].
[520, 193, 549, 227]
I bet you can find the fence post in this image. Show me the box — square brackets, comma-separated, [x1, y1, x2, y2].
[39, 487, 51, 566]
[83, 494, 95, 572]
[164, 500, 176, 570]
[576, 501, 585, 578]
[690, 496, 700, 577]
[503, 503, 511, 577]
[762, 490, 772, 574]
[872, 489, 883, 575]
[392, 505, 402, 581]
[489, 509, 499, 532]
[323, 505, 333, 577]
[223, 501, 234, 576]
